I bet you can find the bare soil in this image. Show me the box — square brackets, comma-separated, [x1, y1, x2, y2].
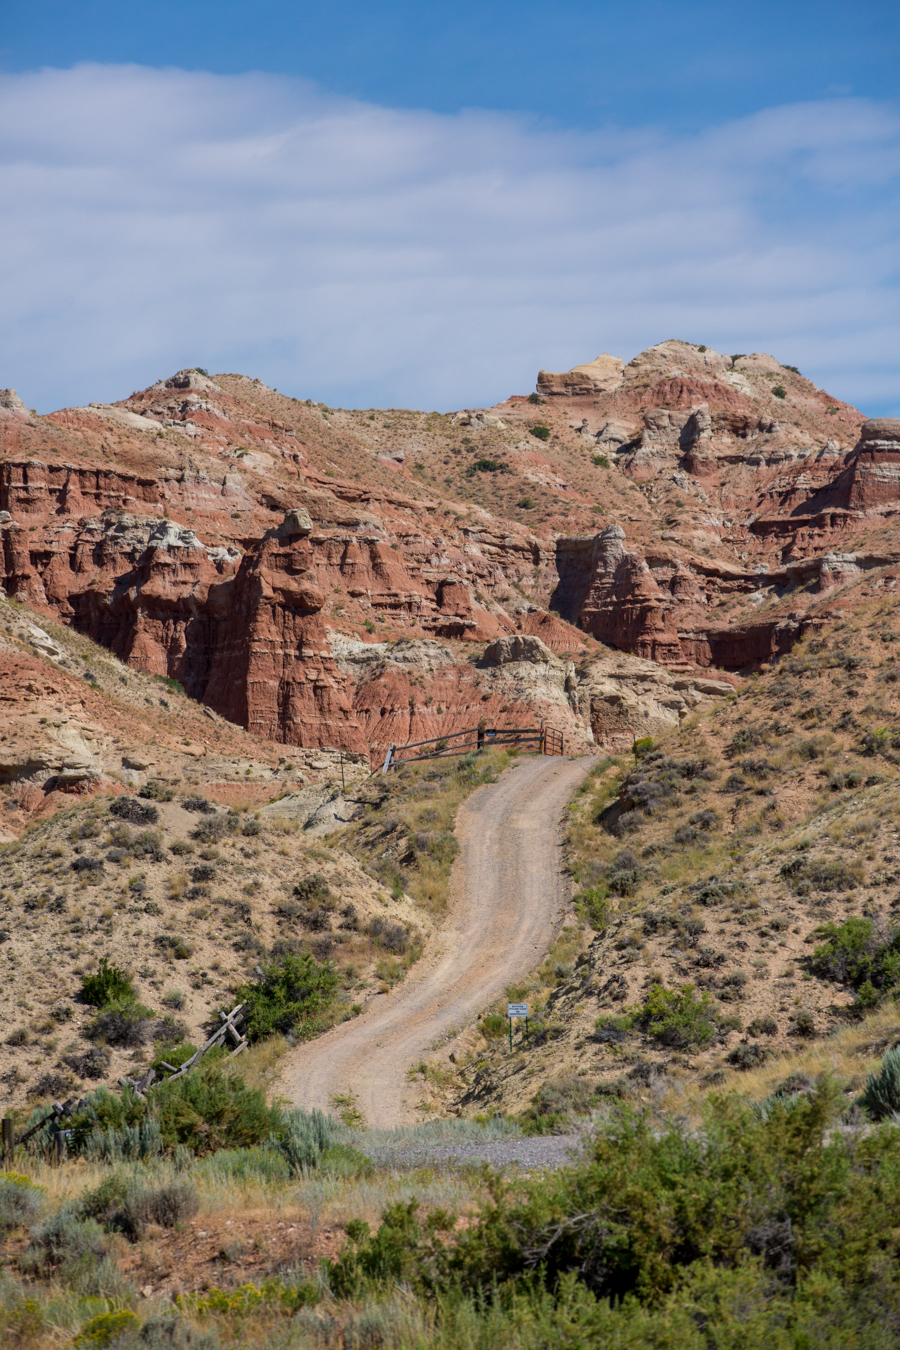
[277, 755, 595, 1126]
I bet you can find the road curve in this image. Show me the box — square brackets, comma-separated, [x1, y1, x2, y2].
[276, 754, 595, 1127]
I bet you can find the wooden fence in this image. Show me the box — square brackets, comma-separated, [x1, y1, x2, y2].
[372, 722, 564, 774]
[1, 1003, 248, 1165]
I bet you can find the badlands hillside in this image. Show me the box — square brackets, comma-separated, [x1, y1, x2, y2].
[1, 337, 890, 761]
[2, 337, 900, 1116]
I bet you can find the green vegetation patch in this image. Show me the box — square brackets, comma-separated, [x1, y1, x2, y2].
[810, 916, 900, 1009]
[236, 952, 340, 1042]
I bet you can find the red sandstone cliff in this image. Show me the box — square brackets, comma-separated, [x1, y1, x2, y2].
[0, 344, 895, 752]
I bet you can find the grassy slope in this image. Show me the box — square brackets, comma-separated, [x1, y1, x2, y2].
[431, 585, 900, 1120]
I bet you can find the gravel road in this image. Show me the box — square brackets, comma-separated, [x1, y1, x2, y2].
[277, 754, 595, 1128]
[365, 1134, 584, 1172]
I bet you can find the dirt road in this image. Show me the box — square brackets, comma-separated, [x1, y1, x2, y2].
[277, 754, 595, 1127]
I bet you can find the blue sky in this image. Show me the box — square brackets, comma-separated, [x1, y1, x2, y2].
[5, 1, 898, 131]
[2, 2, 899, 415]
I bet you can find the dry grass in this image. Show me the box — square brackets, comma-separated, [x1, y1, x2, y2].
[669, 1000, 900, 1122]
[336, 745, 516, 920]
[447, 599, 900, 1119]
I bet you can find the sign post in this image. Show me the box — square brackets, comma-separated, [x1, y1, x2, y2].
[507, 1002, 528, 1050]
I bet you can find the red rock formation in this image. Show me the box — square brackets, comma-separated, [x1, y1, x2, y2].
[0, 345, 891, 747]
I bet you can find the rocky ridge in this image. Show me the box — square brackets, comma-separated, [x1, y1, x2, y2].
[0, 342, 895, 771]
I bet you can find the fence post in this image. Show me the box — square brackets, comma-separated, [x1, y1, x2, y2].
[2, 1117, 14, 1165]
[51, 1129, 67, 1167]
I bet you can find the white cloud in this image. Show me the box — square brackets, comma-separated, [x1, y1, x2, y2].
[1, 64, 898, 414]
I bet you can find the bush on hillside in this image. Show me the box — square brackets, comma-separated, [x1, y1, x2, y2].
[190, 812, 238, 844]
[606, 850, 643, 896]
[574, 885, 610, 930]
[781, 855, 861, 894]
[78, 1175, 198, 1240]
[861, 1046, 900, 1120]
[20, 1209, 107, 1275]
[293, 873, 332, 904]
[809, 916, 900, 1007]
[68, 1064, 285, 1158]
[85, 998, 155, 1048]
[109, 797, 159, 826]
[235, 952, 339, 1041]
[0, 1173, 45, 1232]
[80, 958, 135, 1008]
[633, 984, 719, 1048]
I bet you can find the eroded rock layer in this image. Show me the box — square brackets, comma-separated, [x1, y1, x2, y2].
[0, 344, 895, 752]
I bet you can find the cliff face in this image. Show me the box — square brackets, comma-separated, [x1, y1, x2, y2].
[0, 346, 895, 753]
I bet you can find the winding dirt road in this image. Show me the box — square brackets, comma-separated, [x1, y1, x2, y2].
[277, 754, 595, 1127]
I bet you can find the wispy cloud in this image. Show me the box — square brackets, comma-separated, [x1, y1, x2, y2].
[1, 64, 898, 414]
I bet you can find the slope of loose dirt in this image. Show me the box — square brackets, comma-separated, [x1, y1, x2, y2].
[277, 754, 595, 1126]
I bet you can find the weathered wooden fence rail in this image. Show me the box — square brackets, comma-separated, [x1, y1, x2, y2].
[372, 723, 563, 773]
[1, 1003, 248, 1164]
[120, 1002, 248, 1097]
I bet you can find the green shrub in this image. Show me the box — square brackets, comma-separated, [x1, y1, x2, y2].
[529, 424, 551, 441]
[80, 957, 135, 1007]
[72, 1309, 141, 1347]
[478, 1013, 508, 1041]
[67, 1086, 162, 1163]
[20, 1208, 106, 1275]
[152, 1042, 197, 1074]
[235, 952, 339, 1041]
[293, 873, 332, 904]
[467, 457, 512, 475]
[327, 1078, 900, 1329]
[861, 1046, 900, 1120]
[326, 1200, 447, 1298]
[773, 384, 787, 398]
[633, 984, 718, 1048]
[809, 917, 900, 1007]
[152, 1064, 284, 1154]
[574, 885, 610, 929]
[0, 1172, 45, 1232]
[85, 997, 155, 1047]
[68, 1065, 285, 1158]
[276, 1108, 336, 1174]
[592, 453, 610, 468]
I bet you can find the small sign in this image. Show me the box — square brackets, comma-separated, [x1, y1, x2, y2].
[507, 1003, 528, 1018]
